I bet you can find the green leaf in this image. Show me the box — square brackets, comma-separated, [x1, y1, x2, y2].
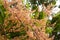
[32, 4, 37, 10]
[38, 11, 46, 19]
[46, 27, 53, 34]
[7, 31, 26, 39]
[51, 13, 60, 24]
[30, 10, 39, 19]
[30, 0, 37, 4]
[54, 20, 60, 32]
[34, 21, 40, 27]
[0, 15, 4, 24]
[0, 4, 6, 24]
[0, 4, 6, 12]
[5, 20, 13, 29]
[51, 0, 56, 5]
[26, 3, 31, 9]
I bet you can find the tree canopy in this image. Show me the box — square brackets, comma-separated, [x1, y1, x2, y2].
[0, 0, 60, 40]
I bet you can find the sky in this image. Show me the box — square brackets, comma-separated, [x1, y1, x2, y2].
[49, 0, 60, 20]
[52, 0, 60, 14]
[56, 0, 60, 6]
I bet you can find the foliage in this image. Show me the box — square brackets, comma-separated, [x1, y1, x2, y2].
[0, 4, 6, 24]
[0, 0, 60, 40]
[38, 11, 46, 19]
[46, 12, 60, 40]
[30, 10, 46, 20]
[0, 2, 27, 40]
[46, 27, 53, 34]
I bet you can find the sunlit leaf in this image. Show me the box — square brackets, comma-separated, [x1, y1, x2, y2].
[46, 27, 53, 34]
